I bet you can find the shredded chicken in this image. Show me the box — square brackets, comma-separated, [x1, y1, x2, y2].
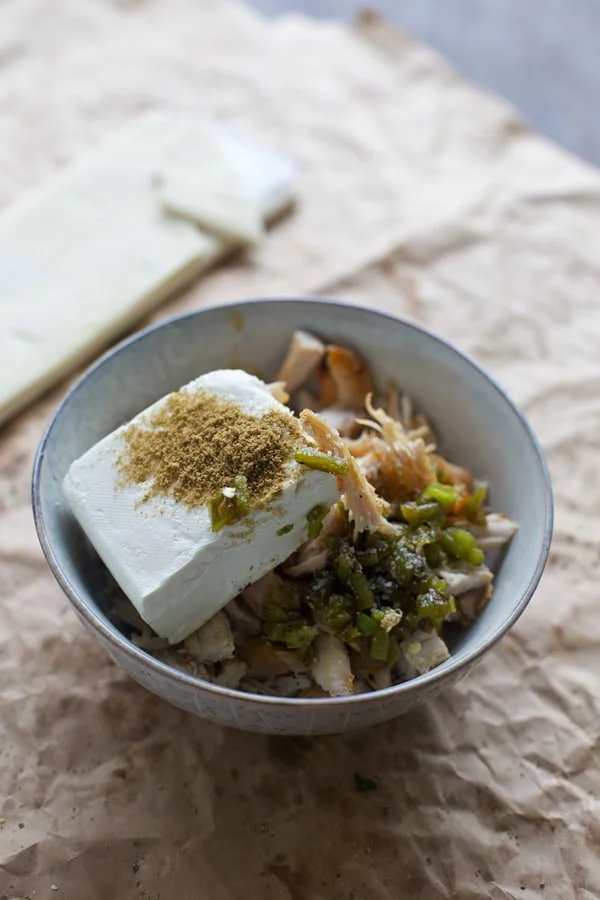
[296, 388, 321, 413]
[241, 571, 282, 618]
[184, 611, 235, 664]
[326, 344, 373, 409]
[300, 408, 395, 538]
[265, 381, 290, 405]
[430, 453, 474, 489]
[399, 630, 450, 680]
[311, 633, 354, 697]
[155, 648, 209, 679]
[276, 329, 326, 392]
[237, 637, 308, 678]
[319, 501, 347, 543]
[298, 684, 331, 699]
[357, 394, 436, 500]
[283, 542, 329, 577]
[467, 513, 519, 549]
[317, 363, 338, 407]
[439, 563, 494, 597]
[212, 658, 248, 689]
[224, 597, 262, 636]
[318, 406, 360, 437]
[364, 667, 392, 691]
[456, 583, 493, 621]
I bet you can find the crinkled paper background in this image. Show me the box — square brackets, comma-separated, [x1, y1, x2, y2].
[0, 2, 598, 898]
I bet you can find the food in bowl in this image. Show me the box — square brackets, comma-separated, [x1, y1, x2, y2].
[63, 330, 517, 698]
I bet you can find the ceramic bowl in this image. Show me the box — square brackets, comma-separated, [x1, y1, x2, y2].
[32, 298, 553, 735]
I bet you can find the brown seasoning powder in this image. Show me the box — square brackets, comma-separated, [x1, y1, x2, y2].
[116, 388, 305, 509]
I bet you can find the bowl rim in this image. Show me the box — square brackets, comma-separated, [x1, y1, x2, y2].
[31, 295, 554, 708]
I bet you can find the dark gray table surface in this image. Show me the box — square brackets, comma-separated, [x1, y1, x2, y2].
[253, 0, 600, 168]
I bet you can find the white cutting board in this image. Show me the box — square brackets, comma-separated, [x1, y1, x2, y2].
[0, 112, 296, 426]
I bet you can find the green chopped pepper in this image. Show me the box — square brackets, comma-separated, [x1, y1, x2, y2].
[439, 527, 484, 565]
[421, 482, 458, 510]
[339, 624, 361, 645]
[321, 594, 355, 633]
[357, 547, 379, 568]
[356, 612, 380, 637]
[400, 501, 443, 526]
[459, 485, 488, 525]
[294, 448, 349, 476]
[387, 542, 426, 584]
[208, 475, 251, 532]
[263, 621, 317, 651]
[370, 628, 390, 662]
[307, 503, 330, 539]
[416, 589, 456, 630]
[387, 636, 401, 667]
[350, 570, 374, 611]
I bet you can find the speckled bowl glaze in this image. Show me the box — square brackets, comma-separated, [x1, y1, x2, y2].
[32, 298, 553, 735]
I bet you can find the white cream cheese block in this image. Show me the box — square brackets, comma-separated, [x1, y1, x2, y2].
[62, 370, 339, 644]
[0, 112, 295, 426]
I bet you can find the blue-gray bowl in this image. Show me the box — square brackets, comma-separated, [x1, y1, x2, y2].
[32, 298, 553, 735]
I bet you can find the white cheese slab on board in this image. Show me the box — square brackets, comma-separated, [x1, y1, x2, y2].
[0, 111, 296, 426]
[159, 168, 265, 247]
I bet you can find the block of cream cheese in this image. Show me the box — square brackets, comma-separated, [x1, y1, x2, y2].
[0, 112, 295, 427]
[63, 370, 339, 644]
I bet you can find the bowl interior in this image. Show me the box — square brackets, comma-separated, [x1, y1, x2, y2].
[35, 298, 552, 688]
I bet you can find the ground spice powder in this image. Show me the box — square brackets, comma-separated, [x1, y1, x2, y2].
[116, 388, 304, 509]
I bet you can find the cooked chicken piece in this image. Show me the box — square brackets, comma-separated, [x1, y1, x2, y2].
[318, 406, 360, 437]
[298, 683, 330, 699]
[319, 502, 347, 542]
[295, 388, 320, 413]
[184, 611, 235, 664]
[456, 583, 493, 621]
[300, 409, 395, 538]
[430, 453, 474, 489]
[265, 381, 290, 405]
[237, 637, 308, 678]
[212, 658, 248, 689]
[360, 395, 436, 499]
[224, 597, 262, 636]
[241, 571, 284, 619]
[283, 542, 329, 578]
[317, 363, 338, 407]
[355, 450, 381, 486]
[155, 648, 209, 679]
[311, 633, 354, 697]
[398, 630, 450, 679]
[364, 666, 392, 691]
[326, 344, 373, 409]
[439, 563, 494, 597]
[346, 432, 375, 458]
[131, 627, 170, 652]
[276, 329, 326, 393]
[285, 501, 347, 577]
[467, 513, 518, 549]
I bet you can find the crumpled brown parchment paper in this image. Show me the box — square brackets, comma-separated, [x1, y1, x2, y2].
[1, 2, 599, 898]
